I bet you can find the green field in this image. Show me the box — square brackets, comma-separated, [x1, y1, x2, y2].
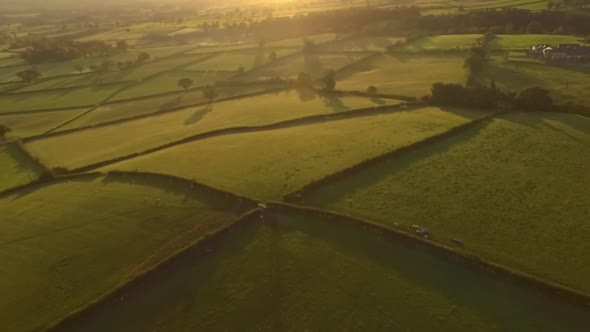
[478, 55, 590, 104]
[56, 84, 282, 130]
[99, 107, 488, 200]
[336, 53, 467, 97]
[240, 53, 367, 80]
[110, 70, 234, 101]
[54, 212, 590, 332]
[0, 108, 87, 138]
[12, 74, 102, 93]
[304, 112, 590, 293]
[183, 49, 298, 71]
[0, 174, 239, 332]
[0, 64, 29, 83]
[317, 36, 404, 52]
[27, 90, 403, 170]
[0, 83, 129, 114]
[0, 143, 43, 191]
[489, 34, 589, 50]
[267, 33, 339, 47]
[402, 34, 481, 51]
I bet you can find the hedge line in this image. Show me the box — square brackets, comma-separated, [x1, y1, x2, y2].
[265, 202, 590, 309]
[0, 172, 103, 199]
[23, 86, 292, 142]
[105, 170, 259, 211]
[5, 79, 134, 96]
[329, 89, 417, 102]
[46, 81, 138, 134]
[0, 104, 95, 117]
[66, 103, 418, 173]
[43, 208, 262, 332]
[283, 112, 498, 201]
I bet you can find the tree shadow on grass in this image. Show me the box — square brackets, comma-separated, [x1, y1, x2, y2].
[296, 87, 316, 102]
[304, 119, 493, 206]
[158, 95, 184, 112]
[184, 104, 213, 125]
[320, 93, 348, 112]
[371, 97, 386, 105]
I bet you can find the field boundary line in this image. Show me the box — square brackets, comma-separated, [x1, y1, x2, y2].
[0, 105, 96, 117]
[23, 86, 291, 142]
[266, 201, 590, 308]
[42, 53, 226, 134]
[66, 103, 423, 173]
[283, 111, 499, 201]
[42, 208, 262, 332]
[5, 79, 136, 96]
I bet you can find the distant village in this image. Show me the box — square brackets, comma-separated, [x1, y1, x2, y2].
[526, 43, 590, 63]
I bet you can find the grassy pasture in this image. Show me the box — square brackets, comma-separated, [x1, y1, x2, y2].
[402, 34, 481, 51]
[0, 64, 29, 83]
[267, 33, 339, 47]
[304, 112, 590, 293]
[0, 174, 239, 332]
[336, 53, 467, 97]
[0, 143, 43, 191]
[184, 43, 260, 54]
[11, 74, 102, 93]
[98, 54, 207, 84]
[100, 107, 488, 200]
[0, 108, 87, 138]
[0, 56, 25, 67]
[29, 90, 402, 170]
[240, 53, 367, 81]
[318, 36, 404, 52]
[489, 34, 589, 50]
[0, 83, 128, 114]
[108, 44, 199, 63]
[111, 70, 234, 101]
[57, 84, 282, 130]
[184, 49, 298, 71]
[55, 212, 590, 332]
[478, 55, 590, 104]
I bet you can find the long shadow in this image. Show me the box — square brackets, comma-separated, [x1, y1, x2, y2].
[320, 93, 348, 112]
[158, 95, 184, 112]
[184, 104, 213, 125]
[304, 119, 493, 206]
[295, 87, 316, 102]
[303, 52, 323, 78]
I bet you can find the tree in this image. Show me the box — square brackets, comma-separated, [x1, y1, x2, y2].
[514, 87, 553, 111]
[268, 51, 277, 62]
[203, 85, 218, 103]
[367, 85, 378, 95]
[294, 72, 313, 88]
[236, 65, 245, 74]
[100, 60, 117, 73]
[526, 21, 544, 34]
[320, 70, 336, 91]
[75, 64, 85, 73]
[0, 124, 11, 139]
[178, 78, 194, 91]
[89, 64, 99, 72]
[16, 69, 41, 84]
[116, 40, 128, 52]
[137, 52, 150, 64]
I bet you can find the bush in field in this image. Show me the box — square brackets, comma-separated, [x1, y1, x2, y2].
[16, 69, 41, 84]
[116, 40, 128, 52]
[367, 85, 378, 95]
[137, 52, 150, 64]
[89, 64, 99, 72]
[429, 82, 502, 109]
[101, 60, 117, 73]
[268, 51, 277, 62]
[514, 87, 553, 111]
[0, 124, 12, 139]
[203, 85, 218, 103]
[237, 65, 245, 74]
[320, 69, 336, 91]
[178, 78, 194, 91]
[75, 64, 85, 73]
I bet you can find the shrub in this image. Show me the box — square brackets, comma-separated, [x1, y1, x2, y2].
[367, 86, 378, 95]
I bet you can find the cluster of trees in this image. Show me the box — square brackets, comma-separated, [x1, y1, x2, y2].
[21, 38, 129, 64]
[177, 78, 218, 103]
[428, 82, 560, 112]
[464, 30, 495, 86]
[0, 124, 12, 140]
[293, 70, 337, 92]
[16, 69, 42, 84]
